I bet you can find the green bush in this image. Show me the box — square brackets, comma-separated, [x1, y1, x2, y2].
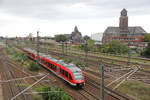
[100, 40, 130, 54]
[29, 62, 39, 71]
[141, 41, 150, 58]
[63, 58, 72, 63]
[36, 85, 72, 100]
[75, 61, 86, 67]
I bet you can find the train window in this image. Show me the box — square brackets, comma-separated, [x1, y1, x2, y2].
[48, 63, 51, 67]
[52, 64, 54, 69]
[62, 70, 64, 75]
[51, 64, 54, 69]
[69, 74, 72, 80]
[54, 65, 56, 71]
[60, 68, 61, 73]
[65, 71, 68, 77]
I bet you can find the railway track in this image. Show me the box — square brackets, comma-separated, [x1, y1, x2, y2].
[13, 44, 150, 85]
[0, 49, 31, 100]
[12, 45, 135, 100]
[0, 47, 102, 100]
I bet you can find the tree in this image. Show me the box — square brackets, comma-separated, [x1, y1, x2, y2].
[100, 40, 129, 54]
[141, 41, 150, 57]
[83, 35, 90, 41]
[143, 34, 150, 42]
[87, 39, 95, 50]
[29, 62, 39, 71]
[55, 35, 67, 42]
[36, 86, 72, 100]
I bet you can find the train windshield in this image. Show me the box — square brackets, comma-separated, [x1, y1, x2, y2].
[73, 72, 83, 81]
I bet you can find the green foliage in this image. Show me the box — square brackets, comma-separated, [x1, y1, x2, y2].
[141, 41, 150, 58]
[6, 47, 28, 63]
[143, 34, 150, 42]
[75, 61, 86, 67]
[36, 85, 72, 100]
[100, 40, 129, 54]
[63, 58, 72, 63]
[83, 35, 90, 40]
[77, 39, 95, 51]
[87, 39, 95, 50]
[117, 81, 150, 100]
[55, 35, 67, 42]
[29, 62, 39, 71]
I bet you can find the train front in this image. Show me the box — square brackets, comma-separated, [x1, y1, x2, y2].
[73, 71, 85, 88]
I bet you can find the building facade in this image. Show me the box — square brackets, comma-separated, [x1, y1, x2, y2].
[70, 26, 84, 44]
[102, 9, 147, 47]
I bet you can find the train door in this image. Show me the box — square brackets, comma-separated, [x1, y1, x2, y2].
[57, 66, 59, 75]
[69, 73, 73, 82]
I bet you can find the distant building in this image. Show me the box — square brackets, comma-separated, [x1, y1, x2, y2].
[70, 26, 84, 44]
[91, 33, 102, 45]
[91, 33, 102, 41]
[102, 8, 147, 48]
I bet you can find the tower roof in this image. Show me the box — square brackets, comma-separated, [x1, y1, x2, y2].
[74, 26, 79, 32]
[121, 8, 127, 16]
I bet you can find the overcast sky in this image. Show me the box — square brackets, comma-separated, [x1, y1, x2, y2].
[0, 0, 150, 37]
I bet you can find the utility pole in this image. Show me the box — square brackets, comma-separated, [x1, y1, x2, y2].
[127, 30, 131, 66]
[5, 36, 8, 49]
[61, 42, 64, 58]
[100, 62, 104, 100]
[36, 30, 40, 66]
[85, 40, 88, 67]
[65, 42, 67, 56]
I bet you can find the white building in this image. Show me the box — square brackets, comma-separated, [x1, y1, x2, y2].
[91, 33, 103, 45]
[91, 33, 103, 41]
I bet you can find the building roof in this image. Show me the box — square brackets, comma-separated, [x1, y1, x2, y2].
[104, 26, 146, 35]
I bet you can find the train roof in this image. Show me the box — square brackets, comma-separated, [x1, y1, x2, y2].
[24, 48, 82, 73]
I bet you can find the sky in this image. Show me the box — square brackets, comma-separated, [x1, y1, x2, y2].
[0, 0, 150, 37]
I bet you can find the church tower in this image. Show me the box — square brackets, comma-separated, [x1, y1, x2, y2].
[119, 8, 128, 32]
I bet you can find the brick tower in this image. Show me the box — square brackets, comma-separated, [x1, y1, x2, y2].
[119, 8, 128, 33]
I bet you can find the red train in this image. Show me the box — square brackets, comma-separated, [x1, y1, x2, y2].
[24, 48, 85, 88]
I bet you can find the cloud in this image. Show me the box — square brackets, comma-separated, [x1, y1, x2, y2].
[0, 0, 150, 37]
[0, 0, 149, 21]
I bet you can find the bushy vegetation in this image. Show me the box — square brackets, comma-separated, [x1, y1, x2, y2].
[77, 38, 95, 51]
[141, 41, 150, 58]
[6, 47, 27, 63]
[100, 40, 130, 54]
[75, 61, 86, 67]
[117, 81, 150, 100]
[29, 62, 39, 71]
[36, 85, 72, 100]
[63, 58, 72, 63]
[143, 34, 150, 42]
[55, 35, 67, 42]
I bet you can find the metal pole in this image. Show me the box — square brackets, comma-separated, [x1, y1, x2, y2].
[128, 34, 131, 66]
[85, 40, 88, 67]
[65, 42, 67, 56]
[5, 36, 8, 49]
[36, 30, 40, 65]
[62, 42, 64, 58]
[100, 63, 104, 100]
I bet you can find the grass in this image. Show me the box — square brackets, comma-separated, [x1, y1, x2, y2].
[117, 81, 150, 100]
